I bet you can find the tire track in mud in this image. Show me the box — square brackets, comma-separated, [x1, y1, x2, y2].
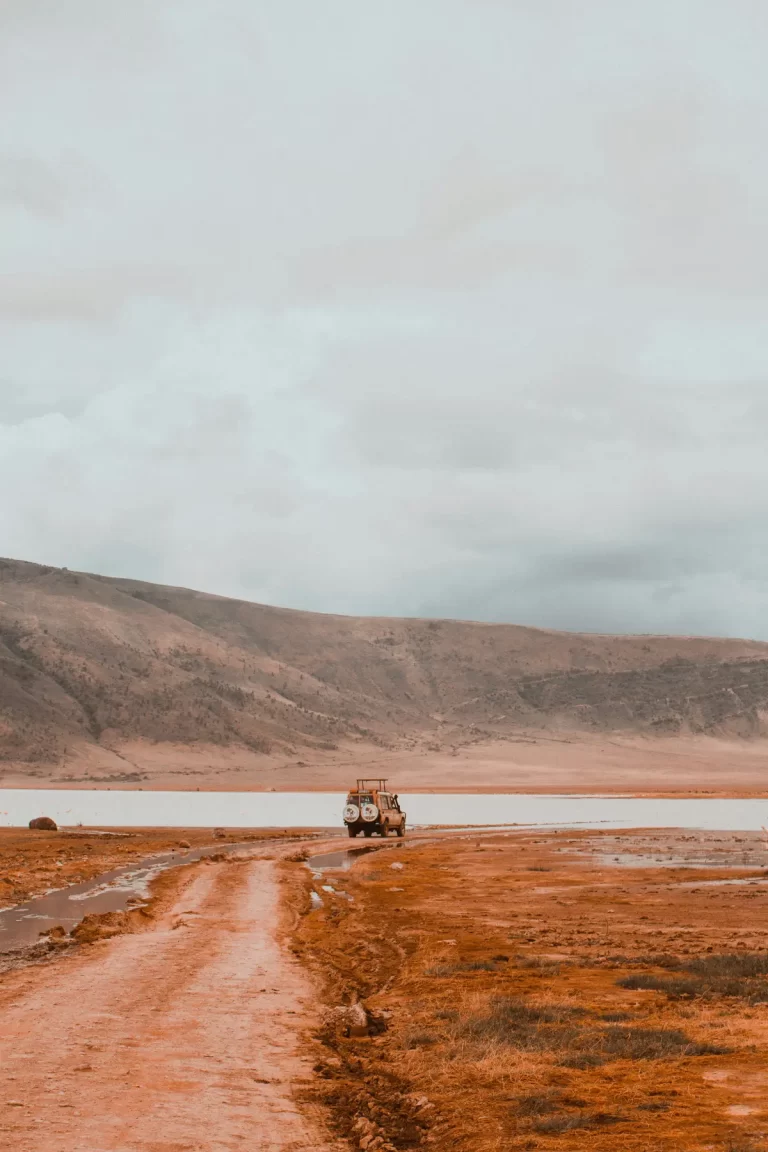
[0, 857, 339, 1152]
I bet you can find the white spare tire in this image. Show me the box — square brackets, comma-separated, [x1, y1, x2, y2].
[344, 803, 360, 823]
[360, 803, 378, 823]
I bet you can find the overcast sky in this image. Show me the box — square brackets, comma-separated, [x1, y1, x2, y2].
[2, 2, 768, 637]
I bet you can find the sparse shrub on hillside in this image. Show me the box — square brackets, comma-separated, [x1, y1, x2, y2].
[193, 677, 253, 708]
[242, 734, 272, 754]
[7, 561, 768, 768]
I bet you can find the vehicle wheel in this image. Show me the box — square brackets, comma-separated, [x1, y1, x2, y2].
[363, 827, 373, 837]
[348, 826, 358, 837]
[396, 822, 406, 838]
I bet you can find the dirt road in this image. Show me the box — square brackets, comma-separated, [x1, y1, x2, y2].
[0, 857, 337, 1152]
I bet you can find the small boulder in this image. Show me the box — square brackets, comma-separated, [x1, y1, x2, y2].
[178, 840, 191, 849]
[29, 816, 57, 831]
[213, 828, 226, 840]
[327, 1001, 372, 1038]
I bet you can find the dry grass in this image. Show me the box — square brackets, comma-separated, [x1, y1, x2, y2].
[512, 1089, 626, 1135]
[528, 1111, 623, 1134]
[291, 829, 768, 1152]
[453, 996, 585, 1049]
[445, 996, 727, 1064]
[618, 951, 768, 1003]
[426, 959, 499, 975]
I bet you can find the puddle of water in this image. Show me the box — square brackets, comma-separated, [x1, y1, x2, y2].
[674, 877, 768, 889]
[592, 852, 692, 868]
[4, 790, 768, 830]
[306, 845, 389, 902]
[590, 852, 763, 869]
[0, 841, 250, 954]
[307, 845, 391, 876]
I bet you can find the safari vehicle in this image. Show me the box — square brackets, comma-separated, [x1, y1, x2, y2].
[343, 778, 406, 838]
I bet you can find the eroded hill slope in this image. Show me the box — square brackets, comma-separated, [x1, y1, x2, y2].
[2, 557, 768, 784]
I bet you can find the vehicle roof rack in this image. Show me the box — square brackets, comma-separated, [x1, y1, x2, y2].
[355, 778, 388, 791]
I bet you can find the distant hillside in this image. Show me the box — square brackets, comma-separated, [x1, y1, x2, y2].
[2, 557, 768, 785]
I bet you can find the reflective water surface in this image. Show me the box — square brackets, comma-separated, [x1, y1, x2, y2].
[2, 790, 768, 830]
[308, 844, 392, 875]
[0, 841, 248, 953]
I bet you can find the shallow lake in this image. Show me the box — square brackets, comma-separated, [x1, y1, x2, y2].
[2, 790, 768, 831]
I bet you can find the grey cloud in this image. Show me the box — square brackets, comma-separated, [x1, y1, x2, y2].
[2, 1, 768, 638]
[0, 156, 68, 218]
[0, 266, 202, 322]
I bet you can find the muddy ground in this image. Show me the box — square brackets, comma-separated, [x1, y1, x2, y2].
[0, 846, 343, 1151]
[0, 825, 314, 908]
[291, 827, 768, 1152]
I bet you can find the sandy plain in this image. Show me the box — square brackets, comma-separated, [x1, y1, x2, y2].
[4, 731, 768, 795]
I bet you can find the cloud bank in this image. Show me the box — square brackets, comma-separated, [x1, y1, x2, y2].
[2, 1, 768, 637]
